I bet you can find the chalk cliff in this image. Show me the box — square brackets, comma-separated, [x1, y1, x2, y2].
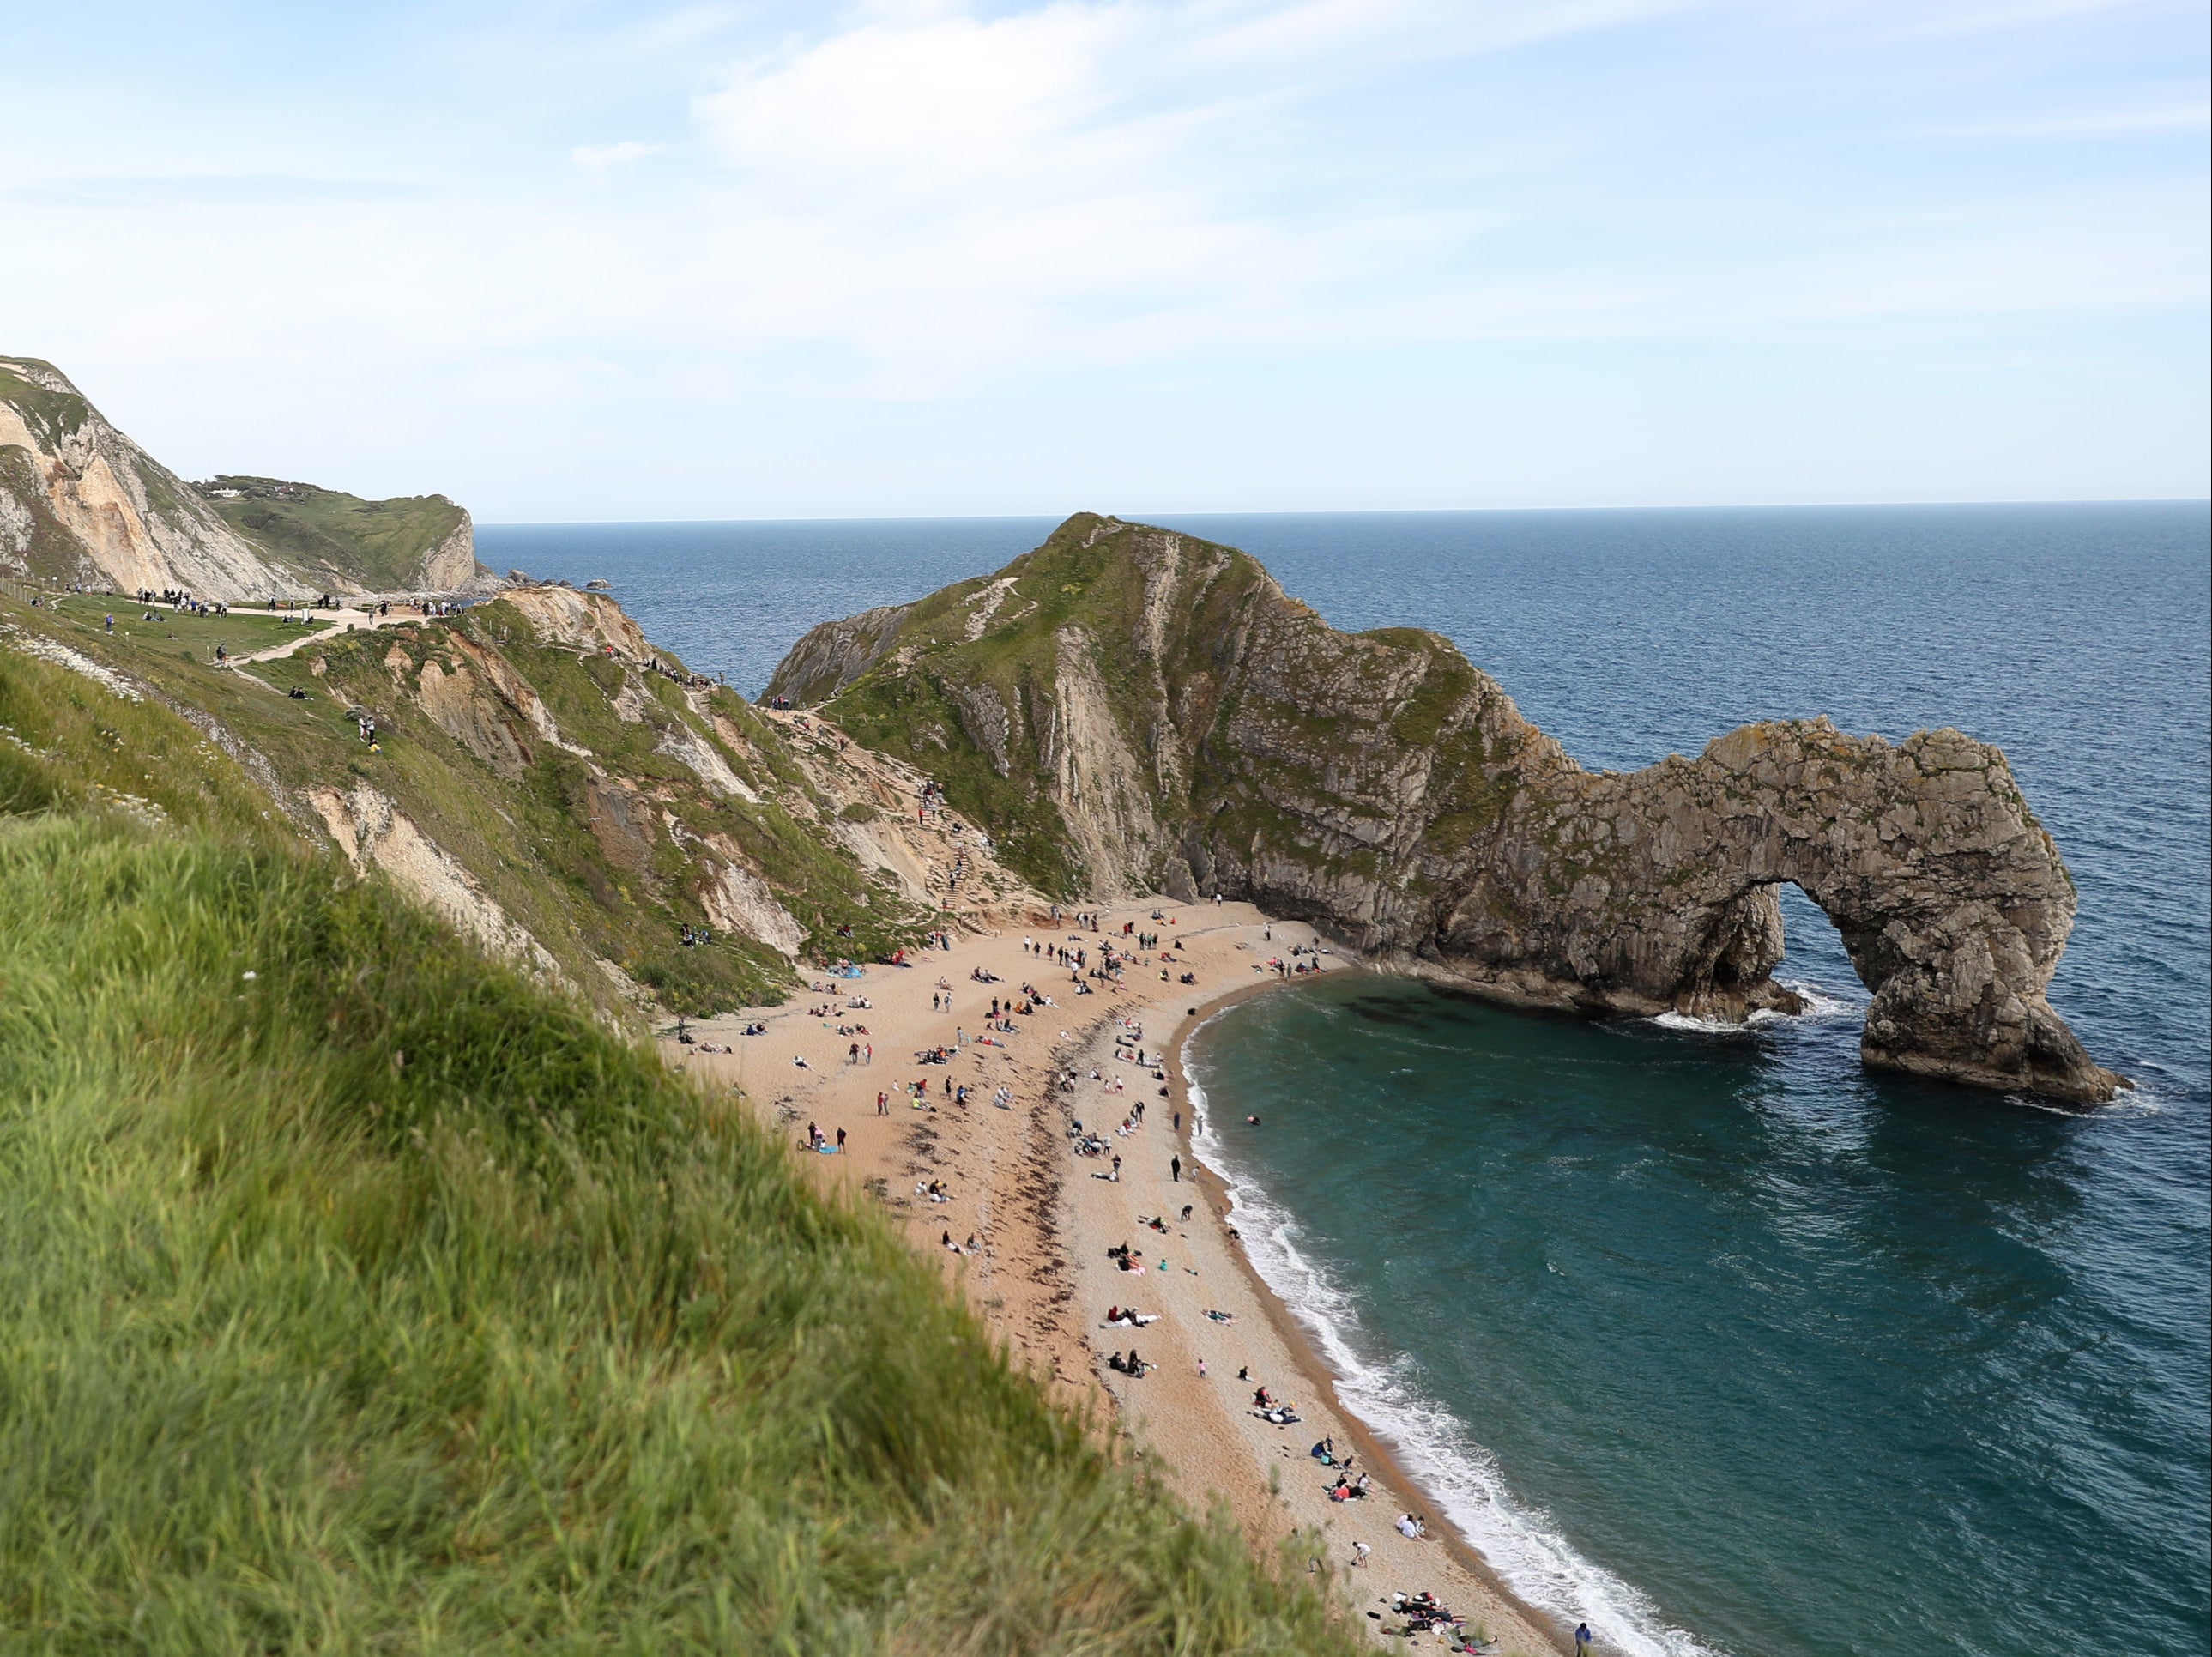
[0, 357, 495, 600]
[196, 474, 499, 596]
[771, 513, 2123, 1104]
[0, 357, 294, 599]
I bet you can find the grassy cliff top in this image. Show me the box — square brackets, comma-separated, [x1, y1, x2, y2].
[196, 475, 468, 592]
[0, 357, 93, 448]
[2, 590, 926, 1019]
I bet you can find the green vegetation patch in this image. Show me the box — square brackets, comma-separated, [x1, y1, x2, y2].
[0, 642, 1356, 1654]
[198, 475, 468, 591]
[0, 358, 91, 448]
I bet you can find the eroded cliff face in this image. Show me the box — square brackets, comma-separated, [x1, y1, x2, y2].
[784, 513, 2122, 1104]
[0, 358, 499, 600]
[6, 579, 1039, 1022]
[0, 358, 298, 599]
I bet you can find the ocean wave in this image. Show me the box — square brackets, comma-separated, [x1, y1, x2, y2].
[1646, 975, 1865, 1036]
[1774, 978, 1862, 1019]
[1188, 1061, 1729, 1657]
[1649, 1009, 1780, 1035]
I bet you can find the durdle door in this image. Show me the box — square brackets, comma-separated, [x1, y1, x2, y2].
[772, 513, 2125, 1104]
[1424, 719, 2124, 1104]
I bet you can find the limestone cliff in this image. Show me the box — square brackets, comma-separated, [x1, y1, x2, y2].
[196, 474, 499, 596]
[777, 513, 2122, 1104]
[0, 358, 296, 599]
[0, 357, 497, 600]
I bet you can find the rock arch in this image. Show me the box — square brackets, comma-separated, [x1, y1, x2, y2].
[1426, 720, 2123, 1104]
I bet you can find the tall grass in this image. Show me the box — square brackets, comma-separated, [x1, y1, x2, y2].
[0, 649, 1354, 1654]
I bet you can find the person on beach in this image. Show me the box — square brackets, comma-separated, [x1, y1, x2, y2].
[1575, 1623, 1593, 1654]
[1351, 1541, 1370, 1569]
[1170, 1154, 1182, 1182]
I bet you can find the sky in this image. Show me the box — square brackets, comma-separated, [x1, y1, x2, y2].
[4, 0, 2206, 520]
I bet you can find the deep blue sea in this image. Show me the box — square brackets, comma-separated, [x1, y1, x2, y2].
[482, 505, 2210, 1657]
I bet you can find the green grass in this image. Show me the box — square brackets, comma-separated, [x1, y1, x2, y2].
[38, 599, 314, 660]
[5, 595, 934, 1020]
[199, 476, 469, 593]
[0, 642, 1358, 1654]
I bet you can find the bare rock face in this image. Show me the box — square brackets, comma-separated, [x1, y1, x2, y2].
[0, 356, 498, 599]
[783, 513, 2122, 1104]
[765, 602, 915, 704]
[0, 357, 297, 599]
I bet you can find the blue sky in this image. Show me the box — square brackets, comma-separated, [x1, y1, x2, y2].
[5, 0, 2205, 518]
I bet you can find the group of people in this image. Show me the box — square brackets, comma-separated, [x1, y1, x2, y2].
[135, 587, 228, 614]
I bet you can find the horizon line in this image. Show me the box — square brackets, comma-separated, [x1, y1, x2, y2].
[476, 497, 2210, 529]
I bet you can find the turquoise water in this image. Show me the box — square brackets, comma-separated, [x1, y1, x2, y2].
[1191, 971, 2205, 1655]
[485, 503, 2209, 1655]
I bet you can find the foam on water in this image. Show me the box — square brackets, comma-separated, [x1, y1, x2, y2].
[1189, 1055, 1727, 1657]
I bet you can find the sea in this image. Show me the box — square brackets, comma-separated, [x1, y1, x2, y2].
[479, 505, 2211, 1657]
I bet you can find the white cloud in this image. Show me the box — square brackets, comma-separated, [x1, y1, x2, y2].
[3, 0, 2203, 512]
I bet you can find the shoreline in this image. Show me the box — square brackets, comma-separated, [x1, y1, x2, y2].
[1163, 977, 1575, 1656]
[668, 903, 1568, 1652]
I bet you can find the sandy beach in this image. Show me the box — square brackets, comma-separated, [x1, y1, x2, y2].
[667, 893, 1569, 1654]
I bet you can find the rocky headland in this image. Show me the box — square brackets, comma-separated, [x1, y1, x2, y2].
[0, 356, 497, 600]
[771, 513, 2123, 1104]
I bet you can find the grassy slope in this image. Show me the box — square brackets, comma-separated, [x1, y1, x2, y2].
[823, 522, 1182, 898]
[200, 477, 468, 593]
[0, 640, 1357, 1654]
[821, 517, 1520, 910]
[6, 593, 924, 1018]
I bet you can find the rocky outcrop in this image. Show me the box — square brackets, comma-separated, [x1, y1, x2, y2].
[420, 516, 499, 594]
[764, 602, 917, 704]
[307, 782, 571, 985]
[783, 514, 2122, 1104]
